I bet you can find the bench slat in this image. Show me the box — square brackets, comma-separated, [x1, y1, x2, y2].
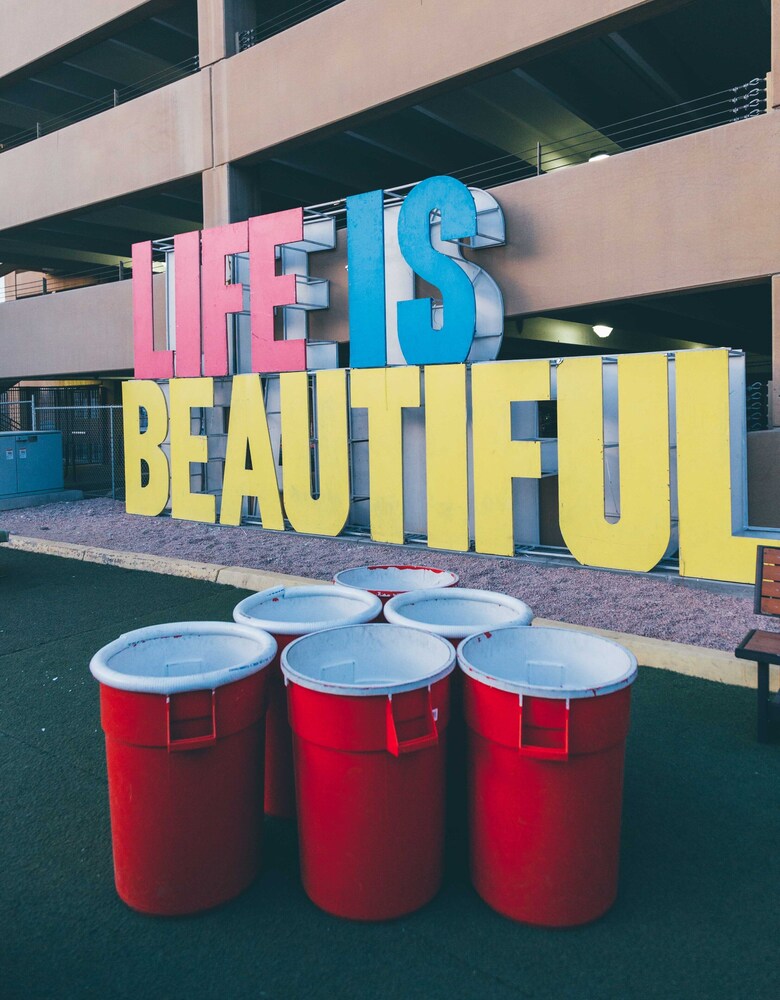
[760, 595, 780, 616]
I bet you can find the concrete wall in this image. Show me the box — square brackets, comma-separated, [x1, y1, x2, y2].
[211, 0, 680, 164]
[0, 275, 165, 382]
[0, 0, 163, 82]
[0, 72, 213, 232]
[473, 112, 780, 315]
[3, 111, 778, 379]
[309, 113, 780, 336]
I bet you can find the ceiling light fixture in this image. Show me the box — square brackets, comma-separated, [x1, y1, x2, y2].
[592, 324, 613, 338]
[589, 152, 610, 162]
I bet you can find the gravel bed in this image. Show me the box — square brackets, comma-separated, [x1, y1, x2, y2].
[3, 497, 776, 652]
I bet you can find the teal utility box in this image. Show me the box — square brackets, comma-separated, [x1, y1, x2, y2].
[0, 431, 64, 496]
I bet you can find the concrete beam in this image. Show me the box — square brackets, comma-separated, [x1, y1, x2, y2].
[0, 1, 172, 85]
[212, 0, 685, 165]
[0, 274, 164, 381]
[0, 71, 213, 233]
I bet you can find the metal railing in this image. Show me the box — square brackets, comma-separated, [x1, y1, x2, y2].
[237, 0, 346, 51]
[0, 55, 199, 155]
[2, 262, 132, 303]
[305, 77, 768, 220]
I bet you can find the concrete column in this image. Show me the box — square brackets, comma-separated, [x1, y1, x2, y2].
[202, 162, 257, 227]
[773, 0, 780, 108]
[772, 275, 780, 427]
[198, 0, 256, 66]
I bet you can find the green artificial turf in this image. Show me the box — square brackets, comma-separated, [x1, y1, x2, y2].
[1, 547, 778, 999]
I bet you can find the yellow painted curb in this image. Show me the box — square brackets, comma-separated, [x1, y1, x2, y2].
[4, 536, 87, 561]
[216, 566, 326, 589]
[3, 533, 772, 691]
[533, 617, 777, 691]
[85, 547, 224, 581]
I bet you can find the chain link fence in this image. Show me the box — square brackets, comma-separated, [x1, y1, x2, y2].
[1, 386, 125, 498]
[33, 405, 125, 498]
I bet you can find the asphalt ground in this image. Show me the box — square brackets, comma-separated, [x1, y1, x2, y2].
[1, 547, 778, 1000]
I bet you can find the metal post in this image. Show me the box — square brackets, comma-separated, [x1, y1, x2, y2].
[31, 398, 36, 431]
[110, 409, 116, 499]
[36, 122, 42, 139]
[113, 89, 119, 107]
[536, 142, 542, 175]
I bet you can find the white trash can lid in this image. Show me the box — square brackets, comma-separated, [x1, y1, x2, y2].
[333, 565, 458, 596]
[458, 626, 638, 699]
[384, 587, 533, 640]
[281, 623, 455, 697]
[89, 621, 278, 695]
[233, 584, 381, 635]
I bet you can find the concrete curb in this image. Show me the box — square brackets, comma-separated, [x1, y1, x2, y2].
[3, 536, 88, 561]
[1, 534, 326, 588]
[2, 533, 769, 691]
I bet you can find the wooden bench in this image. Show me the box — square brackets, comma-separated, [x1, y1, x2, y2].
[734, 545, 780, 741]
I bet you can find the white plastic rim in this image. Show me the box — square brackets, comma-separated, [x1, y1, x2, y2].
[281, 623, 455, 697]
[333, 565, 459, 597]
[457, 626, 638, 700]
[89, 621, 278, 695]
[384, 587, 533, 640]
[233, 584, 382, 636]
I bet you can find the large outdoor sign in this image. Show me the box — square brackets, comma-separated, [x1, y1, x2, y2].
[124, 175, 780, 585]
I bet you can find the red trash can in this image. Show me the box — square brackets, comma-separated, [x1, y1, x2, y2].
[458, 626, 638, 927]
[384, 587, 533, 645]
[89, 621, 277, 915]
[333, 565, 458, 608]
[282, 623, 455, 921]
[233, 585, 382, 818]
[384, 588, 534, 832]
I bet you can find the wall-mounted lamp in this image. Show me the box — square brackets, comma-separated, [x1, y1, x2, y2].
[592, 324, 613, 338]
[588, 152, 610, 162]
